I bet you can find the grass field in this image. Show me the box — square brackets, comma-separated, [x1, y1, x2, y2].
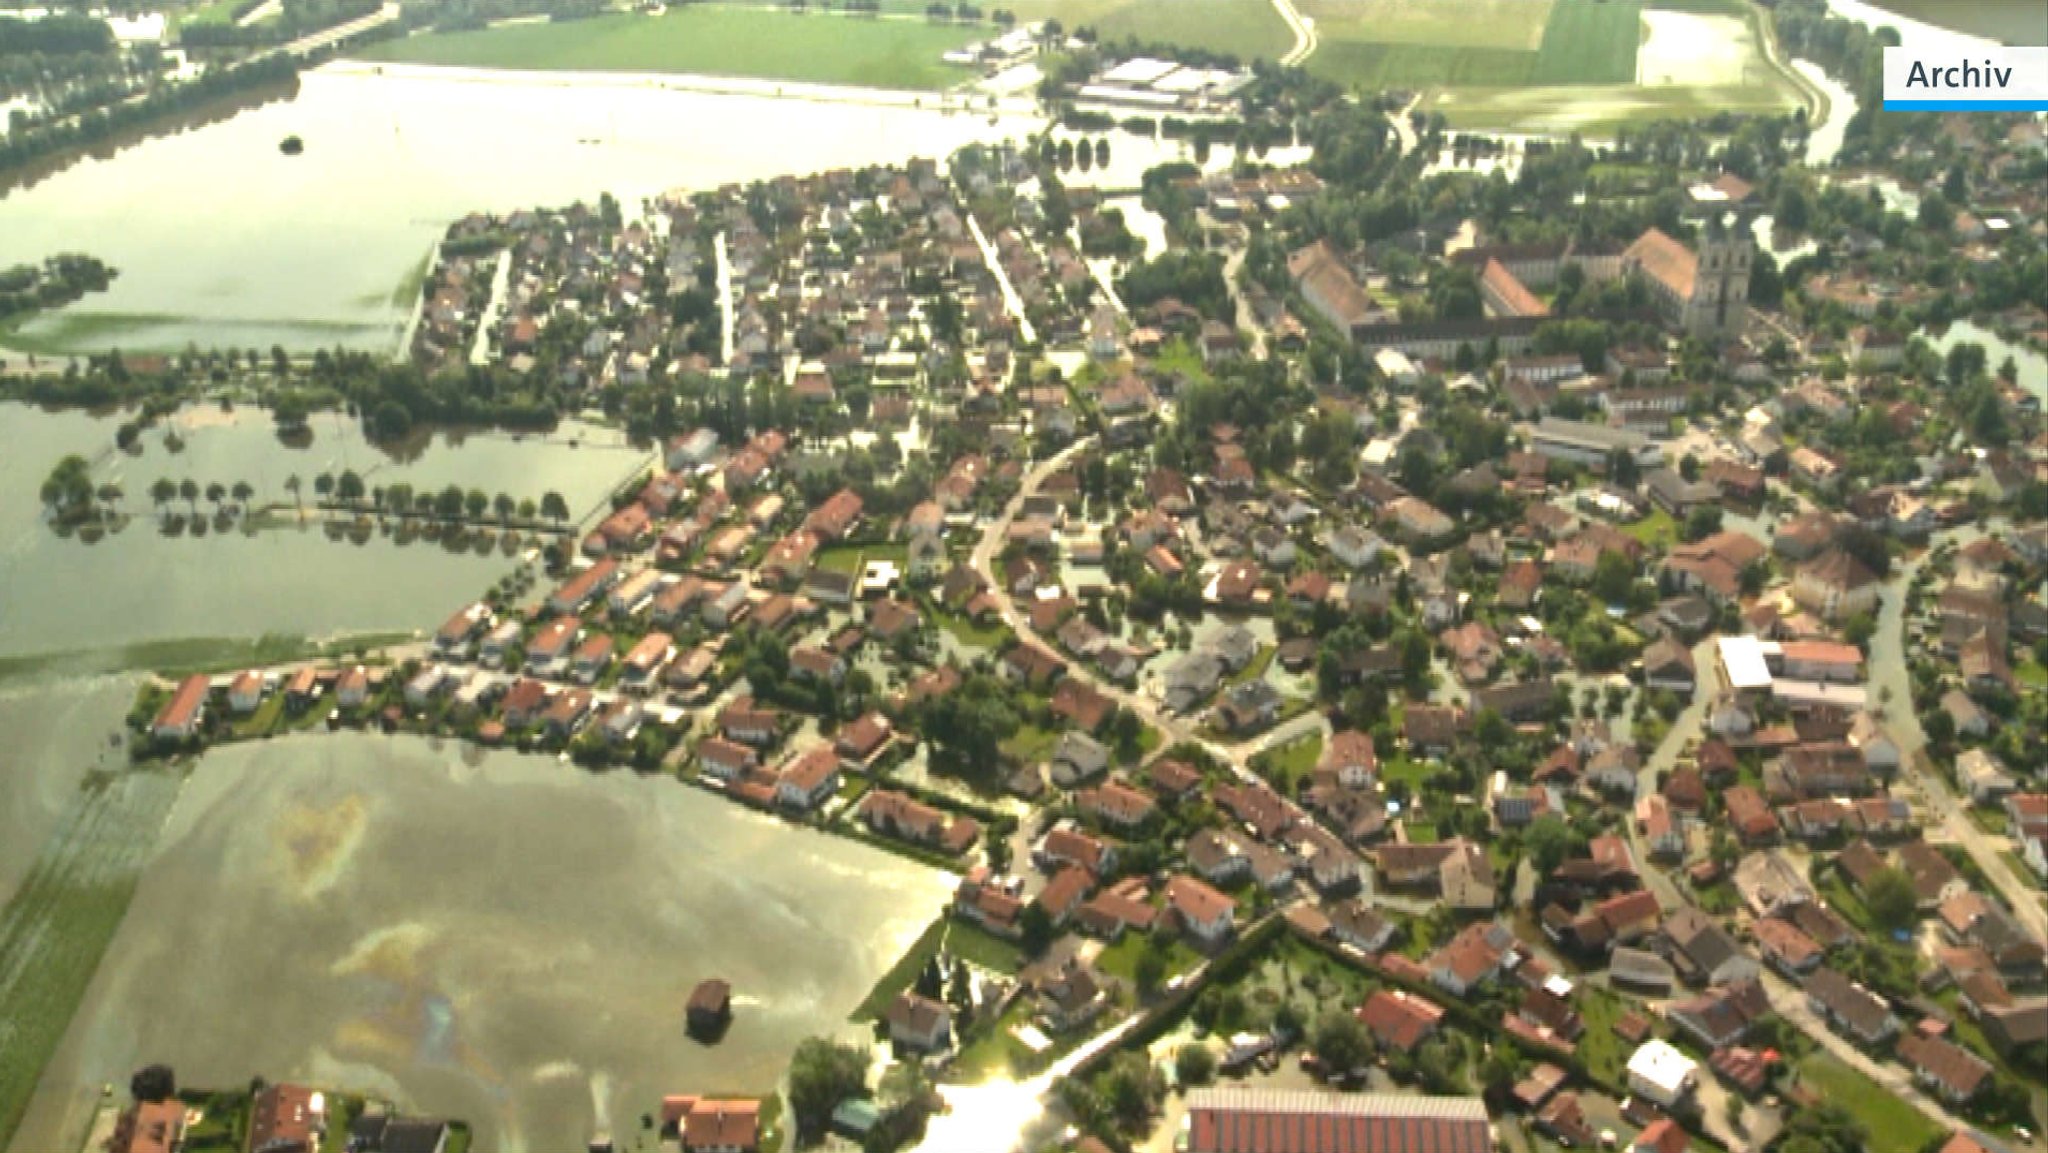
[871, 0, 1296, 61]
[1297, 0, 1553, 51]
[1250, 730, 1322, 793]
[0, 771, 185, 1149]
[1302, 0, 1640, 90]
[355, 8, 984, 90]
[1794, 1053, 1945, 1153]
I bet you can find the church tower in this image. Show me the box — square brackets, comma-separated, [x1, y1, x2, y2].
[1692, 221, 1753, 340]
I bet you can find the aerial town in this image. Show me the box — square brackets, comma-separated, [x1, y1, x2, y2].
[109, 88, 2048, 1153]
[5, 1, 2046, 1152]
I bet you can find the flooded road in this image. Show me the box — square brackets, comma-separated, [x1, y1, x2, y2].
[9, 733, 953, 1153]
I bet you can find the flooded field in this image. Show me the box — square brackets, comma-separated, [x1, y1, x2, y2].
[8, 733, 954, 1153]
[0, 63, 1040, 355]
[1637, 11, 1762, 87]
[0, 678, 139, 903]
[0, 402, 647, 661]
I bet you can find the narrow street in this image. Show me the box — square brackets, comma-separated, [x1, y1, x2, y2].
[1866, 526, 2044, 941]
[969, 212, 1038, 346]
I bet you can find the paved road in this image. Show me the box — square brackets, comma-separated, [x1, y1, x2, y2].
[969, 212, 1037, 346]
[1269, 0, 1316, 67]
[271, 2, 399, 58]
[968, 437, 1326, 773]
[1867, 527, 2045, 942]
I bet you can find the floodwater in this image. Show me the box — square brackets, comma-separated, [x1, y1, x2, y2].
[8, 733, 953, 1153]
[1792, 59, 1857, 168]
[0, 62, 1042, 355]
[1925, 318, 2048, 406]
[1636, 12, 1760, 88]
[1826, 0, 2045, 46]
[0, 402, 647, 660]
[0, 676, 139, 903]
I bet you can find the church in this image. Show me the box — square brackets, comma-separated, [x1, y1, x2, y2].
[1623, 224, 1752, 341]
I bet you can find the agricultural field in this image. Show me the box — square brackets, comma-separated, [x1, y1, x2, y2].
[1297, 0, 1555, 52]
[356, 7, 986, 90]
[870, 0, 1297, 60]
[0, 770, 183, 1149]
[1299, 0, 1640, 90]
[1296, 0, 1805, 131]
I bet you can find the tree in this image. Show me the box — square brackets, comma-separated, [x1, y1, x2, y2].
[1095, 1050, 1162, 1129]
[1133, 946, 1167, 997]
[204, 481, 226, 509]
[787, 1037, 867, 1137]
[336, 470, 365, 505]
[1310, 1009, 1373, 1076]
[1019, 902, 1054, 956]
[436, 485, 465, 519]
[231, 480, 254, 508]
[1862, 866, 1918, 933]
[313, 472, 335, 500]
[493, 493, 516, 523]
[284, 474, 302, 508]
[1593, 549, 1635, 604]
[1175, 1043, 1216, 1087]
[916, 955, 944, 999]
[1607, 446, 1641, 487]
[465, 488, 489, 520]
[541, 491, 570, 524]
[150, 476, 176, 512]
[130, 1064, 176, 1103]
[1524, 813, 1582, 877]
[178, 478, 199, 513]
[40, 454, 94, 515]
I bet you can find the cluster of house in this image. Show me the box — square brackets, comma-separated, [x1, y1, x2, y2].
[106, 1083, 452, 1153]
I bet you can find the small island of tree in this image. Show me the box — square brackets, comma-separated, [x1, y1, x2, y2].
[279, 135, 304, 155]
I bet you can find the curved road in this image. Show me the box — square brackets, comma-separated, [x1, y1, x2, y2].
[967, 436, 1331, 775]
[1269, 0, 1316, 68]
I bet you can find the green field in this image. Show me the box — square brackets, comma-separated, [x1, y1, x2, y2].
[1794, 1053, 1945, 1153]
[1038, 0, 1295, 59]
[1302, 0, 1641, 90]
[355, 8, 985, 90]
[1298, 0, 1554, 51]
[867, 0, 1296, 61]
[0, 771, 185, 1149]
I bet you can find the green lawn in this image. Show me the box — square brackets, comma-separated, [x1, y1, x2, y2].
[931, 606, 1011, 651]
[1378, 753, 1440, 793]
[355, 8, 983, 90]
[1000, 723, 1059, 765]
[2016, 656, 2048, 690]
[1095, 930, 1200, 984]
[876, 0, 1295, 60]
[1625, 506, 1678, 549]
[1574, 985, 1634, 1088]
[946, 919, 1026, 974]
[1794, 1053, 1945, 1153]
[1250, 731, 1322, 794]
[816, 542, 906, 576]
